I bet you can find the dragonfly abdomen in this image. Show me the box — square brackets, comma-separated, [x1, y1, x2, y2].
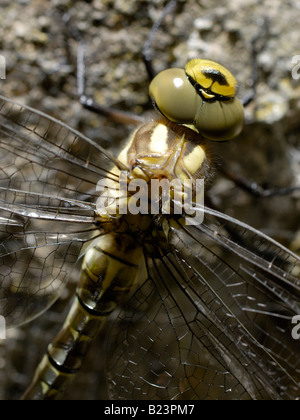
[22, 232, 142, 400]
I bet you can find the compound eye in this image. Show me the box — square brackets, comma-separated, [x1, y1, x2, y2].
[149, 68, 203, 124]
[184, 59, 245, 140]
[195, 98, 244, 141]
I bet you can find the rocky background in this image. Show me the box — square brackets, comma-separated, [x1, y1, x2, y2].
[0, 0, 299, 400]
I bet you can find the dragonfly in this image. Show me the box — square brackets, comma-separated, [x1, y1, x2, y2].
[0, 39, 300, 399]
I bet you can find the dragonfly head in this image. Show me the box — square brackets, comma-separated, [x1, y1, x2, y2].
[149, 59, 244, 141]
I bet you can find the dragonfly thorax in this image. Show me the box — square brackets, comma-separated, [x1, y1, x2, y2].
[122, 119, 208, 180]
[96, 119, 209, 228]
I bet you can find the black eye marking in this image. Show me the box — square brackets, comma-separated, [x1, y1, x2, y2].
[201, 69, 229, 86]
[186, 75, 233, 103]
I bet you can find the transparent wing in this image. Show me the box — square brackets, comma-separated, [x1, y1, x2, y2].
[106, 208, 300, 400]
[0, 95, 122, 327]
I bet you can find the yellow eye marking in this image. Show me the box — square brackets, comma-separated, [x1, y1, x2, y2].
[185, 59, 237, 99]
[150, 123, 169, 153]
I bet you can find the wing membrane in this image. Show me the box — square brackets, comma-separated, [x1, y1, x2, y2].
[107, 208, 300, 400]
[0, 95, 123, 327]
[1, 95, 299, 399]
[0, 95, 124, 204]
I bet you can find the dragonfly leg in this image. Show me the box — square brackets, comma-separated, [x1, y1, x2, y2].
[228, 19, 299, 198]
[220, 165, 300, 198]
[242, 18, 269, 107]
[76, 40, 143, 126]
[61, 11, 143, 126]
[77, 1, 178, 124]
[142, 0, 178, 82]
